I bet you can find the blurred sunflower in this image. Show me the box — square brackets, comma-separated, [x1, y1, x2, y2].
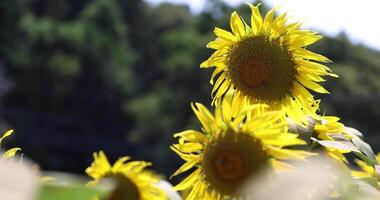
[171, 96, 314, 199]
[201, 4, 336, 121]
[0, 130, 21, 158]
[86, 151, 166, 200]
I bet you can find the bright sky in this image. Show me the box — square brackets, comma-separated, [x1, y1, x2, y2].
[145, 0, 380, 51]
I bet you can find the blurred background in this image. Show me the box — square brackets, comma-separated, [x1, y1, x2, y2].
[0, 0, 379, 179]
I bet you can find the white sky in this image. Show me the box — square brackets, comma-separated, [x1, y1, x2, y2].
[145, 0, 380, 51]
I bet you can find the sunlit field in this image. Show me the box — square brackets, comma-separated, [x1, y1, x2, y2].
[1, 0, 380, 199]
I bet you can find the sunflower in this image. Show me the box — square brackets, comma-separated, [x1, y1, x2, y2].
[0, 130, 21, 158]
[85, 151, 166, 200]
[201, 3, 337, 121]
[171, 96, 314, 199]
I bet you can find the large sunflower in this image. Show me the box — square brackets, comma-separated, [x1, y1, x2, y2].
[86, 151, 166, 200]
[0, 130, 21, 158]
[171, 96, 314, 199]
[201, 4, 337, 121]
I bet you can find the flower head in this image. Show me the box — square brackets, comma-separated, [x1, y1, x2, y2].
[86, 151, 166, 200]
[201, 4, 336, 121]
[171, 96, 314, 199]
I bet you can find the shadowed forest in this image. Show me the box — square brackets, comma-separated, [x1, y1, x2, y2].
[1, 0, 380, 177]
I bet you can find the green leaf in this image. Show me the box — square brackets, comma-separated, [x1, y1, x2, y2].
[37, 184, 108, 200]
[354, 152, 376, 167]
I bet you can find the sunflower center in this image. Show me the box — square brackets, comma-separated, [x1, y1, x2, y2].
[241, 57, 270, 88]
[202, 129, 268, 196]
[214, 149, 245, 181]
[108, 174, 140, 200]
[228, 36, 297, 101]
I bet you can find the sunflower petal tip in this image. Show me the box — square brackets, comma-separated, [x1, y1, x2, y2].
[200, 60, 209, 68]
[331, 73, 339, 78]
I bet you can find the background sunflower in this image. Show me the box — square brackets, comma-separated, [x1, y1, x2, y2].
[201, 4, 337, 122]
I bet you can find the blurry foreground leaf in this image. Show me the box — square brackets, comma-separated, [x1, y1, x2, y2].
[242, 156, 380, 200]
[37, 184, 106, 200]
[0, 158, 39, 200]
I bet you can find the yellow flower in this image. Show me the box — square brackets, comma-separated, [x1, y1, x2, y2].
[201, 4, 336, 121]
[171, 96, 314, 199]
[0, 130, 21, 158]
[85, 151, 166, 200]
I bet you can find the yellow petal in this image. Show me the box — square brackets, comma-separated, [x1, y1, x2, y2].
[295, 48, 331, 62]
[297, 75, 330, 94]
[262, 137, 306, 147]
[248, 3, 263, 34]
[206, 38, 228, 49]
[231, 91, 245, 118]
[230, 11, 245, 39]
[186, 180, 202, 200]
[290, 31, 322, 47]
[0, 130, 14, 146]
[263, 8, 276, 31]
[173, 169, 201, 190]
[211, 72, 226, 95]
[296, 59, 332, 72]
[112, 156, 130, 172]
[244, 111, 283, 130]
[272, 12, 288, 34]
[292, 82, 315, 111]
[355, 159, 374, 174]
[173, 143, 203, 153]
[217, 78, 231, 97]
[174, 130, 207, 143]
[191, 103, 215, 133]
[271, 159, 294, 171]
[351, 170, 371, 179]
[170, 146, 198, 162]
[268, 147, 316, 160]
[124, 160, 151, 173]
[3, 148, 21, 158]
[214, 27, 237, 42]
[209, 66, 225, 84]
